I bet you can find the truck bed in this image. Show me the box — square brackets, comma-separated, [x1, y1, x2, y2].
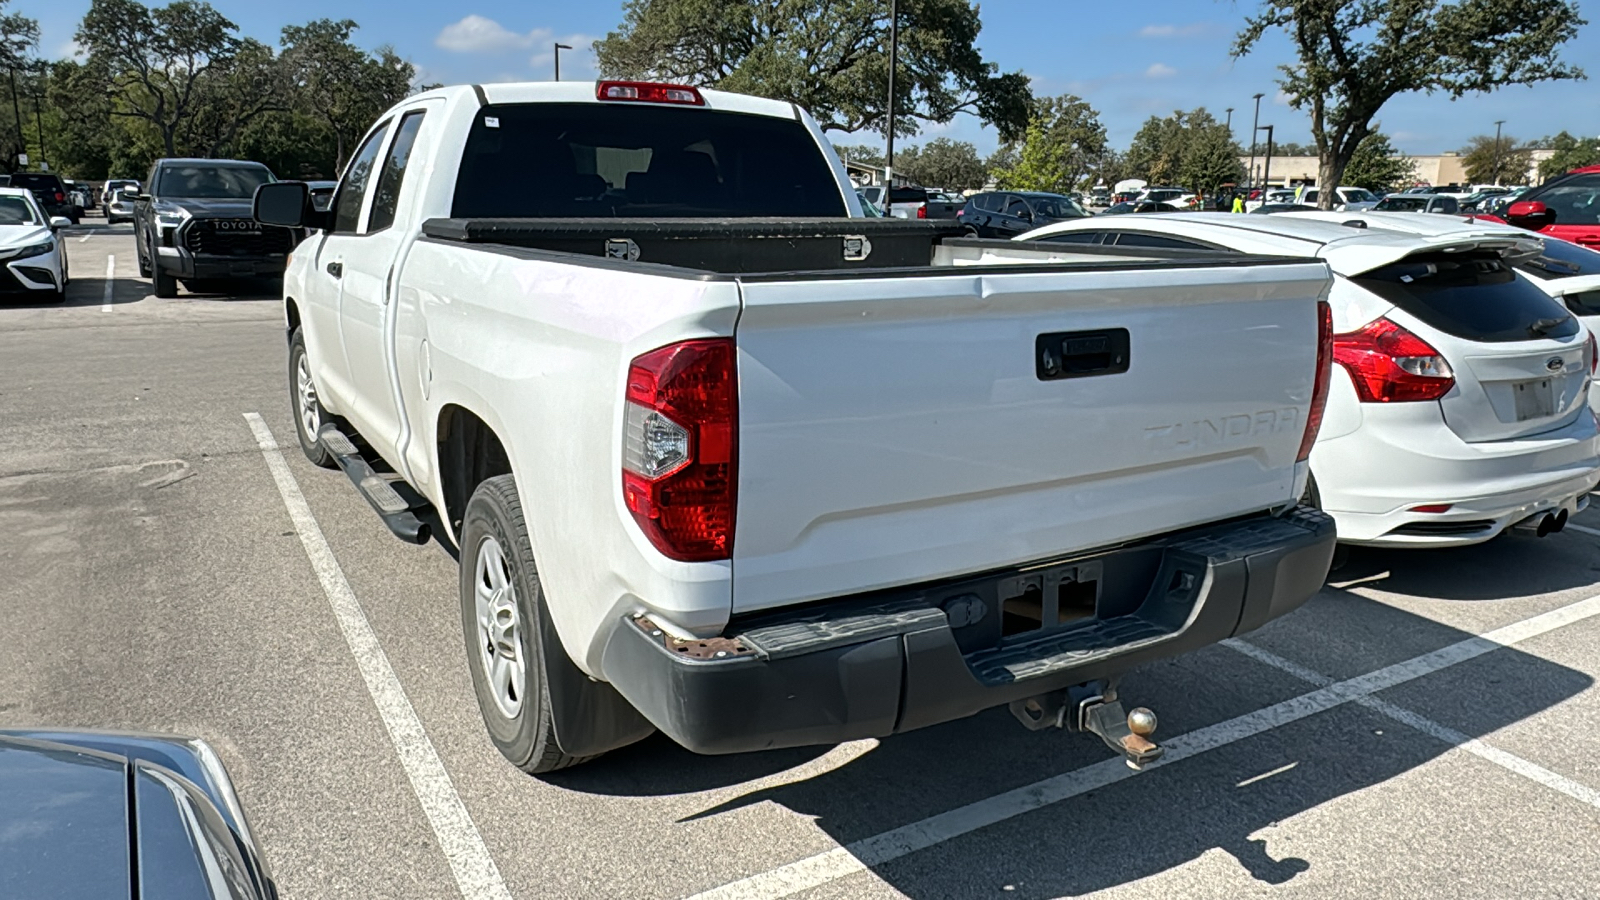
[418, 217, 1305, 275]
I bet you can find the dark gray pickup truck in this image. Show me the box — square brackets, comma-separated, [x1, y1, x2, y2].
[133, 158, 300, 297]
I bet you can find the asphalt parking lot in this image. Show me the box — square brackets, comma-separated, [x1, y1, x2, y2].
[5, 224, 1600, 899]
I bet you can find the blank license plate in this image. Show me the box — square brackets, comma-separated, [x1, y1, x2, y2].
[1514, 378, 1555, 421]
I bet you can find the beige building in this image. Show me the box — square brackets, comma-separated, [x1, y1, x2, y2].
[1238, 150, 1555, 188]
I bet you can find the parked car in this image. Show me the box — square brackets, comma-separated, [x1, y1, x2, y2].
[1251, 203, 1319, 215]
[0, 186, 70, 302]
[1089, 187, 1111, 207]
[958, 190, 1090, 236]
[1138, 187, 1195, 208]
[1460, 186, 1514, 212]
[1299, 186, 1379, 211]
[1100, 200, 1184, 215]
[1480, 187, 1530, 219]
[883, 185, 962, 219]
[1373, 194, 1461, 214]
[64, 180, 94, 215]
[854, 190, 884, 217]
[7, 172, 78, 224]
[102, 179, 140, 223]
[0, 728, 276, 899]
[133, 158, 297, 298]
[1019, 211, 1600, 547]
[254, 80, 1336, 773]
[1476, 164, 1600, 249]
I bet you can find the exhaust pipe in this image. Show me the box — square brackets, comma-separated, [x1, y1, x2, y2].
[1513, 512, 1558, 537]
[1551, 509, 1569, 534]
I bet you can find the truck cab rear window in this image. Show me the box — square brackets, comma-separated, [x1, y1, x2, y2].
[1352, 253, 1579, 343]
[452, 103, 847, 219]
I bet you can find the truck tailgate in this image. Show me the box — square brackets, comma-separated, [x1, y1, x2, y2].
[731, 260, 1332, 612]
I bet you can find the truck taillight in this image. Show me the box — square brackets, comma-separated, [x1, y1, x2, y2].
[597, 81, 705, 106]
[54, 191, 64, 203]
[621, 339, 737, 561]
[1299, 301, 1333, 463]
[916, 205, 927, 219]
[1333, 317, 1454, 404]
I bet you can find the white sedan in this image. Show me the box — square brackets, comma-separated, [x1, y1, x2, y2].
[1017, 212, 1600, 547]
[0, 187, 70, 303]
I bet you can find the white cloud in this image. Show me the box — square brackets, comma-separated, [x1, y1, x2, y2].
[1139, 23, 1213, 38]
[57, 39, 84, 59]
[1274, 89, 1294, 106]
[436, 15, 550, 54]
[1145, 63, 1177, 78]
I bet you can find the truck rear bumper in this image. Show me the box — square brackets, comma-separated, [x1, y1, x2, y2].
[602, 507, 1335, 754]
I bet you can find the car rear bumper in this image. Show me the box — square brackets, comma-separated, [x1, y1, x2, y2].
[1314, 406, 1600, 545]
[601, 507, 1335, 754]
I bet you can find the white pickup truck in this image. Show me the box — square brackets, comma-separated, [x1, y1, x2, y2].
[255, 80, 1338, 773]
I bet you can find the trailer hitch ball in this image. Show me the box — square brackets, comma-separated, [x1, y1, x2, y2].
[1127, 707, 1157, 737]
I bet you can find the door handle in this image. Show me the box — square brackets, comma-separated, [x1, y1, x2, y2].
[326, 261, 343, 279]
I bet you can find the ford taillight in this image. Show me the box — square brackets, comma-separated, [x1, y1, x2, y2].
[1299, 301, 1333, 462]
[621, 339, 737, 561]
[1333, 317, 1454, 403]
[916, 204, 927, 219]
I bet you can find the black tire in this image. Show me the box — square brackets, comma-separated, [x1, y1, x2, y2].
[137, 232, 153, 277]
[459, 475, 595, 774]
[152, 263, 178, 298]
[288, 329, 338, 468]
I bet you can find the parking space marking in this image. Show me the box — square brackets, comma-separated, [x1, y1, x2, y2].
[1224, 639, 1600, 810]
[1565, 523, 1600, 539]
[687, 591, 1600, 900]
[78, 234, 92, 243]
[243, 413, 513, 900]
[101, 255, 115, 312]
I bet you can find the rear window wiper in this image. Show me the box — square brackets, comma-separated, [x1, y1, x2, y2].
[1528, 316, 1572, 337]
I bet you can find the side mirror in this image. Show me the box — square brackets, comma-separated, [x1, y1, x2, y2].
[48, 216, 71, 230]
[120, 186, 139, 198]
[254, 181, 316, 229]
[1505, 200, 1553, 228]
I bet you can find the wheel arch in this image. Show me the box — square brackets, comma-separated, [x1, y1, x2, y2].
[435, 403, 515, 546]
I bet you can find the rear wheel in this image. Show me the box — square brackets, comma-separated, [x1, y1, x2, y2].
[288, 329, 338, 468]
[460, 475, 595, 774]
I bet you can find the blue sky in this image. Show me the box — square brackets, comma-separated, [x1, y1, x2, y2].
[24, 0, 1600, 156]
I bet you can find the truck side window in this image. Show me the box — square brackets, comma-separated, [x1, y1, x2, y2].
[332, 119, 392, 234]
[367, 111, 426, 234]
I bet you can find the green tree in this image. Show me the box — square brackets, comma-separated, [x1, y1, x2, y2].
[1180, 124, 1247, 196]
[832, 143, 884, 168]
[1269, 141, 1316, 157]
[77, 0, 248, 157]
[1234, 0, 1586, 209]
[1538, 130, 1600, 180]
[896, 137, 983, 190]
[1459, 132, 1533, 184]
[1126, 113, 1187, 185]
[280, 19, 413, 172]
[594, 0, 1032, 141]
[991, 94, 1105, 193]
[0, 1, 39, 172]
[1341, 132, 1416, 191]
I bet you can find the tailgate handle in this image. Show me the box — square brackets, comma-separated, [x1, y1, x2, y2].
[1036, 329, 1131, 381]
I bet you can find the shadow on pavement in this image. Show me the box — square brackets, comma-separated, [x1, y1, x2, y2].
[1332, 532, 1600, 601]
[549, 572, 1593, 897]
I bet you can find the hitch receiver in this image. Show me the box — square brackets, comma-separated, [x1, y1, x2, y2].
[1009, 680, 1163, 769]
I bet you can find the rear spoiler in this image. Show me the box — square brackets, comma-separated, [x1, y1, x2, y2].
[1320, 232, 1546, 277]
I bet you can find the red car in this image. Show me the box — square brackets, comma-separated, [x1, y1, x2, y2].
[1475, 164, 1600, 248]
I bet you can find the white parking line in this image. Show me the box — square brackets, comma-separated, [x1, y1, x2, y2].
[243, 413, 512, 900]
[101, 255, 114, 312]
[687, 591, 1600, 900]
[1224, 638, 1600, 810]
[1565, 522, 1600, 539]
[78, 234, 92, 243]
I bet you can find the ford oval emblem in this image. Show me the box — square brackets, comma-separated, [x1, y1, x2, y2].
[1547, 357, 1565, 373]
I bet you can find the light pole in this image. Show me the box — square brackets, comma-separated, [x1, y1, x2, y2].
[553, 43, 572, 81]
[1248, 92, 1264, 196]
[883, 0, 899, 214]
[1256, 124, 1275, 194]
[1492, 119, 1505, 186]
